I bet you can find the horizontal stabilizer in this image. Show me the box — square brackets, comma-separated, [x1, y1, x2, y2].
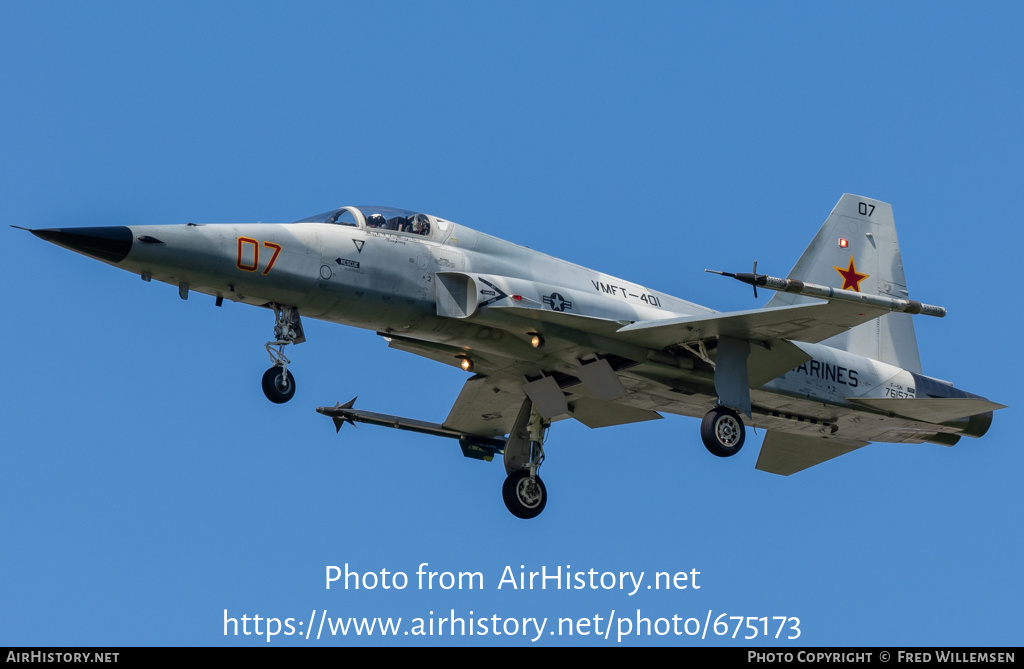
[756, 431, 869, 476]
[846, 397, 1006, 424]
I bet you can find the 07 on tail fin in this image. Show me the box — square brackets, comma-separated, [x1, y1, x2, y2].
[764, 194, 922, 373]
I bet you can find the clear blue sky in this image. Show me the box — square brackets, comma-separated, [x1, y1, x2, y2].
[2, 2, 1021, 646]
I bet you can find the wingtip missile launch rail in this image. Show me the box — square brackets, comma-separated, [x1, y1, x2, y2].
[705, 268, 946, 318]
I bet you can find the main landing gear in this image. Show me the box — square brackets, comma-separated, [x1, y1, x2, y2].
[700, 405, 746, 457]
[502, 406, 549, 519]
[262, 304, 304, 404]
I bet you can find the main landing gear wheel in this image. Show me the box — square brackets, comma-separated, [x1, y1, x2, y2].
[502, 470, 547, 519]
[700, 406, 745, 457]
[262, 366, 296, 404]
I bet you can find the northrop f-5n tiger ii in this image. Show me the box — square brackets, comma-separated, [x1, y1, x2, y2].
[19, 194, 1005, 518]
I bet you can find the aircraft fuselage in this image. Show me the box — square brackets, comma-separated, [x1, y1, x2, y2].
[24, 196, 1002, 517]
[33, 215, 990, 444]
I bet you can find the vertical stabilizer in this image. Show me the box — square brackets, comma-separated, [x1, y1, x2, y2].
[765, 194, 922, 373]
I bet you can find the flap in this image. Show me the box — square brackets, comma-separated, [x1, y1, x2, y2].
[569, 397, 662, 429]
[442, 374, 528, 437]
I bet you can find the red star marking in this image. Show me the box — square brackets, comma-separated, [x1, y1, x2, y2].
[834, 256, 869, 292]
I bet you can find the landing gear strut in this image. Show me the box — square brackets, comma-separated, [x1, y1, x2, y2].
[700, 405, 745, 457]
[502, 406, 548, 519]
[262, 304, 304, 404]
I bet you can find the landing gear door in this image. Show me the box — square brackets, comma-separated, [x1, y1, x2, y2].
[503, 399, 534, 476]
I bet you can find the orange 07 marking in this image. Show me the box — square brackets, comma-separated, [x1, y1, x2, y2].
[236, 237, 259, 272]
[235, 237, 284, 274]
[236, 237, 284, 275]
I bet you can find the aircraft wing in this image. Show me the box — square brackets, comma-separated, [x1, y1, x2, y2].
[492, 297, 891, 355]
[442, 373, 662, 434]
[386, 332, 663, 433]
[386, 294, 970, 443]
[493, 299, 888, 389]
[615, 300, 891, 349]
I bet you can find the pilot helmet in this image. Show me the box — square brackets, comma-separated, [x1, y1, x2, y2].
[410, 213, 429, 233]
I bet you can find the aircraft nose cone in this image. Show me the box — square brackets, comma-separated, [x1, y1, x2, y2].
[30, 226, 133, 264]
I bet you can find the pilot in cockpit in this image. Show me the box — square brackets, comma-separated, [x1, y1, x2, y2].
[410, 213, 430, 236]
[366, 213, 387, 228]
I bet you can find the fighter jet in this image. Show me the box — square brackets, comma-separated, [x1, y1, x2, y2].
[18, 195, 1004, 518]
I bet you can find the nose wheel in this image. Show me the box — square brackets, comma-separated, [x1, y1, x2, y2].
[262, 304, 305, 404]
[262, 366, 296, 404]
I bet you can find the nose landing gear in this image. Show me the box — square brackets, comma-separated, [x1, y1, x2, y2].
[262, 304, 304, 404]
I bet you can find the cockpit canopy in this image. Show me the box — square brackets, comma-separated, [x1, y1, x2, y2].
[296, 206, 439, 237]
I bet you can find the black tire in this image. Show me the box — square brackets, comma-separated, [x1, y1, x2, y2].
[700, 406, 745, 457]
[262, 366, 296, 404]
[502, 470, 547, 519]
